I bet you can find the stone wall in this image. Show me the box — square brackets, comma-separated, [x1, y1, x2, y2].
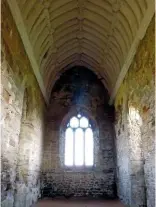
[42, 68, 116, 198]
[1, 1, 45, 207]
[114, 17, 155, 207]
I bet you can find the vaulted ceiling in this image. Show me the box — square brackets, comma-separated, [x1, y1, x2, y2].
[7, 0, 154, 104]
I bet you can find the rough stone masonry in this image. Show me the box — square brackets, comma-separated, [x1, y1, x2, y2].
[41, 68, 117, 199]
[1, 1, 45, 207]
[1, 0, 155, 207]
[115, 17, 155, 207]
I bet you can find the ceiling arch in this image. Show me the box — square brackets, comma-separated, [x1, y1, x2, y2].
[7, 0, 154, 104]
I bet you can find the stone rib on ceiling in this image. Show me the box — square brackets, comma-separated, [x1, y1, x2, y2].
[13, 0, 154, 101]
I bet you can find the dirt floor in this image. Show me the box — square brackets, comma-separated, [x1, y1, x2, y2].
[34, 198, 125, 207]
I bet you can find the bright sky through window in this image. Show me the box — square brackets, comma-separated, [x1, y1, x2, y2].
[65, 114, 94, 166]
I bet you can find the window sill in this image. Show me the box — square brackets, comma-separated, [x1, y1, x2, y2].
[62, 165, 96, 172]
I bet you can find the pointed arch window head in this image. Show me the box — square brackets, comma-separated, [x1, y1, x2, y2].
[64, 114, 94, 167]
[70, 117, 79, 128]
[80, 117, 89, 128]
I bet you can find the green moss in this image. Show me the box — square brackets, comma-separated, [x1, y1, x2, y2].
[115, 17, 154, 114]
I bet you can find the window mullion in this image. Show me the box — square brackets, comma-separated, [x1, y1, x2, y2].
[64, 115, 94, 167]
[83, 129, 85, 166]
[73, 128, 75, 166]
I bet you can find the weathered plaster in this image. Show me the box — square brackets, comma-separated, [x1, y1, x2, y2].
[114, 17, 155, 207]
[1, 1, 45, 206]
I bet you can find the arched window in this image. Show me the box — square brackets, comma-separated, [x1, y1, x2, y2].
[64, 114, 94, 166]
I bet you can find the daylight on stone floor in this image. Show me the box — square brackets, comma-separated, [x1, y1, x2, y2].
[1, 0, 155, 207]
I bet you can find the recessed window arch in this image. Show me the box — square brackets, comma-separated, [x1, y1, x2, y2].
[64, 114, 94, 167]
